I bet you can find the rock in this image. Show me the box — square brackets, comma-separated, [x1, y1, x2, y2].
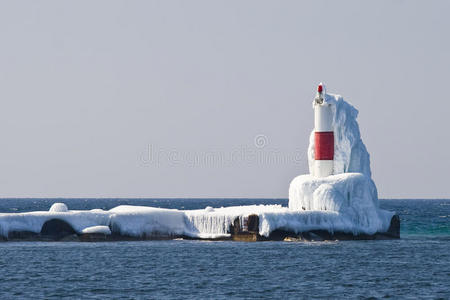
[283, 236, 303, 242]
[247, 214, 259, 233]
[229, 217, 241, 235]
[59, 234, 80, 242]
[231, 232, 260, 242]
[230, 216, 264, 241]
[386, 214, 400, 238]
[268, 229, 292, 241]
[7, 231, 39, 241]
[79, 233, 109, 242]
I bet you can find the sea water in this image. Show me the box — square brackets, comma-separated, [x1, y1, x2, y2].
[0, 199, 448, 299]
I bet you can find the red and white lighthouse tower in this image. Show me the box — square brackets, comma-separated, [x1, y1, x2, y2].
[313, 83, 334, 177]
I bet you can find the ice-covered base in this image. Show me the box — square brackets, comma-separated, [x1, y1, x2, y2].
[289, 173, 394, 235]
[286, 87, 396, 237]
[0, 201, 394, 240]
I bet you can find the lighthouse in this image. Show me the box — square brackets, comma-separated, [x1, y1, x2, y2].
[313, 83, 334, 177]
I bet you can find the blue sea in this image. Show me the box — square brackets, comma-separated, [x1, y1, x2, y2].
[0, 199, 448, 299]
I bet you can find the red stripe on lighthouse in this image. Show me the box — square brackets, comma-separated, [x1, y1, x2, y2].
[315, 132, 334, 160]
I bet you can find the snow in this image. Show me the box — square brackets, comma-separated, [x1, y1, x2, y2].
[81, 226, 111, 235]
[109, 205, 187, 237]
[49, 203, 69, 212]
[0, 200, 393, 238]
[308, 92, 371, 177]
[288, 173, 394, 235]
[0, 209, 110, 237]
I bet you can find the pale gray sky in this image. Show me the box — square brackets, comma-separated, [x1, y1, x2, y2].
[0, 1, 449, 198]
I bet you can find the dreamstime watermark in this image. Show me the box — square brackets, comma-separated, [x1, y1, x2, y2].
[254, 134, 268, 149]
[140, 134, 305, 168]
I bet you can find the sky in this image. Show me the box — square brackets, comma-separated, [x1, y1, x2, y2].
[0, 1, 449, 198]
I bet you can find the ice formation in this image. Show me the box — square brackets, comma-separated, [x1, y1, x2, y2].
[0, 86, 395, 240]
[108, 205, 187, 237]
[288, 173, 393, 235]
[289, 88, 394, 235]
[308, 92, 371, 177]
[0, 201, 393, 239]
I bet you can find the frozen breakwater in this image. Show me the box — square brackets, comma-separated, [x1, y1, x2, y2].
[0, 84, 399, 242]
[0, 202, 399, 242]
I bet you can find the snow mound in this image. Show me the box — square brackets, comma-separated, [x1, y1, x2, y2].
[204, 206, 214, 212]
[288, 173, 393, 235]
[308, 93, 371, 177]
[49, 203, 69, 213]
[0, 210, 110, 237]
[81, 226, 111, 235]
[109, 205, 187, 237]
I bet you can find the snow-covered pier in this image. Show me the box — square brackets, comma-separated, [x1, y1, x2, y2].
[1, 201, 399, 242]
[0, 84, 399, 242]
